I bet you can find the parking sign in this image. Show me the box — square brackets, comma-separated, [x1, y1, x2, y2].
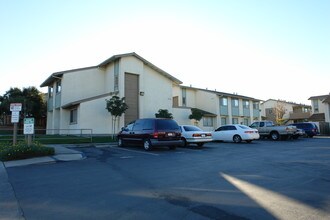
[24, 118, 35, 134]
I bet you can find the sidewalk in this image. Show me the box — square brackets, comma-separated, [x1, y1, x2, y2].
[0, 145, 86, 220]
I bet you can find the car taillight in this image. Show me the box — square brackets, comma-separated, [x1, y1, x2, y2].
[245, 131, 254, 134]
[206, 133, 212, 137]
[153, 132, 166, 138]
[193, 133, 201, 137]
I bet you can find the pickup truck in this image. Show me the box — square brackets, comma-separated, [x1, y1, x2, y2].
[250, 121, 297, 140]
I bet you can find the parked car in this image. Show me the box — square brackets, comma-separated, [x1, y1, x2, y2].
[212, 124, 260, 143]
[250, 121, 297, 140]
[179, 125, 212, 147]
[293, 128, 306, 139]
[288, 122, 319, 138]
[117, 118, 184, 151]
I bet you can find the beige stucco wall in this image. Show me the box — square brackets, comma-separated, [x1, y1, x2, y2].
[61, 68, 105, 105]
[77, 96, 112, 134]
[261, 100, 293, 119]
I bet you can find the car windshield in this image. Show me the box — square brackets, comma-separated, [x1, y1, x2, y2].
[183, 126, 202, 131]
[156, 120, 179, 130]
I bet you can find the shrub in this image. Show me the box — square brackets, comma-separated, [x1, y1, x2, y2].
[0, 141, 54, 161]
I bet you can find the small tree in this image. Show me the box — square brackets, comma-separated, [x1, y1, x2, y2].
[189, 108, 203, 125]
[273, 102, 286, 125]
[106, 96, 128, 139]
[155, 109, 173, 119]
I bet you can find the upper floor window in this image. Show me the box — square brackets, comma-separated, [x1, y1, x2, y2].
[48, 86, 53, 97]
[114, 59, 119, 92]
[220, 97, 228, 106]
[56, 81, 61, 93]
[243, 100, 249, 109]
[312, 100, 319, 113]
[232, 99, 239, 107]
[182, 88, 187, 107]
[253, 102, 259, 110]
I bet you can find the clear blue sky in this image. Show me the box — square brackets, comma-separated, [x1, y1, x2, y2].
[1, 0, 329, 104]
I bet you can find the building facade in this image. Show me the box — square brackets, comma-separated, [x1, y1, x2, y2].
[261, 99, 312, 124]
[41, 53, 262, 135]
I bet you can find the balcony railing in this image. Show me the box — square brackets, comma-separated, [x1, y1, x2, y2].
[289, 111, 311, 120]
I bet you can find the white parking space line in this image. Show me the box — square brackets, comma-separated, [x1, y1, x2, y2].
[109, 146, 159, 156]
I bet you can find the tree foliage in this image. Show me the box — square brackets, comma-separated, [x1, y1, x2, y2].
[105, 96, 128, 139]
[0, 87, 46, 119]
[155, 109, 173, 119]
[189, 108, 203, 123]
[105, 96, 128, 118]
[273, 102, 286, 125]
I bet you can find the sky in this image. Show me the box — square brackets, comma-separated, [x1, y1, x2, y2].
[0, 0, 329, 105]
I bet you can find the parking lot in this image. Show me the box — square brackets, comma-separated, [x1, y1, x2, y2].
[6, 138, 330, 220]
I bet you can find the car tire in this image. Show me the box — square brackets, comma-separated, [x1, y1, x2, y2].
[169, 146, 176, 150]
[182, 138, 188, 147]
[118, 137, 124, 147]
[143, 139, 152, 151]
[233, 135, 242, 143]
[197, 143, 204, 147]
[270, 131, 280, 141]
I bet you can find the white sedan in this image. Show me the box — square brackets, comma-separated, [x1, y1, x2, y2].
[212, 124, 260, 143]
[179, 125, 212, 147]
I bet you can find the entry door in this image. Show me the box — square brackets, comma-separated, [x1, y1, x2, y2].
[125, 73, 139, 125]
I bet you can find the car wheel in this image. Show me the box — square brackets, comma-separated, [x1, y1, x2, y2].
[169, 146, 176, 150]
[233, 135, 242, 143]
[143, 139, 152, 151]
[182, 138, 188, 147]
[118, 137, 123, 147]
[270, 131, 280, 141]
[197, 143, 204, 147]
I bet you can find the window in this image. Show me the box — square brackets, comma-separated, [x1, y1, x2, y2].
[232, 99, 239, 107]
[253, 102, 259, 110]
[114, 59, 119, 92]
[48, 86, 53, 97]
[221, 117, 227, 125]
[243, 118, 249, 126]
[232, 118, 238, 124]
[221, 97, 228, 106]
[70, 108, 78, 124]
[203, 117, 213, 127]
[243, 100, 249, 109]
[312, 100, 319, 113]
[182, 88, 187, 106]
[56, 81, 61, 93]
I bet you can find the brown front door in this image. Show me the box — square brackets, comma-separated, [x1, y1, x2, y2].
[125, 73, 139, 125]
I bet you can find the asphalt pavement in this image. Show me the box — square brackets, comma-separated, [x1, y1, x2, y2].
[0, 144, 87, 220]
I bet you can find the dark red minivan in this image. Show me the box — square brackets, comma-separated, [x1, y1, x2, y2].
[117, 118, 184, 151]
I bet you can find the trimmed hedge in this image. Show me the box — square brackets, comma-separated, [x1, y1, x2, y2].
[0, 142, 55, 162]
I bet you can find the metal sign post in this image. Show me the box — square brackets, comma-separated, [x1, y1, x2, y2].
[10, 103, 22, 145]
[24, 118, 35, 146]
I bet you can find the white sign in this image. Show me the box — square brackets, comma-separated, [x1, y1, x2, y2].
[10, 103, 22, 112]
[11, 111, 20, 123]
[24, 118, 35, 135]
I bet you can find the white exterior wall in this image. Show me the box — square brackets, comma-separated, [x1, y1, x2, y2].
[77, 96, 112, 134]
[61, 68, 105, 105]
[172, 107, 191, 125]
[261, 100, 293, 119]
[142, 65, 173, 118]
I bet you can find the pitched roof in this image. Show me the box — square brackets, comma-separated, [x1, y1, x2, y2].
[180, 85, 262, 102]
[308, 95, 329, 100]
[191, 108, 217, 117]
[40, 52, 182, 87]
[308, 113, 325, 122]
